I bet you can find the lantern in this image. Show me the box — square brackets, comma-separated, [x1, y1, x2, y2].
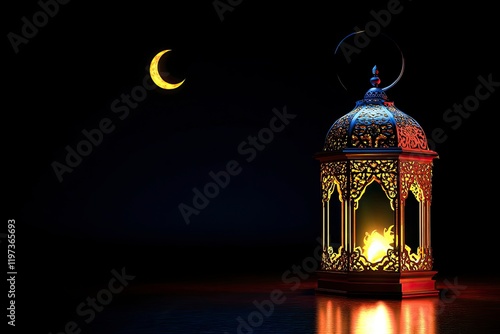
[314, 65, 439, 298]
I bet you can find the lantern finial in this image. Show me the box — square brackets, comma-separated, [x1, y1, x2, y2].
[370, 65, 381, 87]
[364, 65, 387, 101]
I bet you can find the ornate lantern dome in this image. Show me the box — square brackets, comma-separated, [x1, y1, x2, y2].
[323, 66, 429, 152]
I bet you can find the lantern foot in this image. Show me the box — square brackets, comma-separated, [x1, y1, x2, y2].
[316, 270, 439, 299]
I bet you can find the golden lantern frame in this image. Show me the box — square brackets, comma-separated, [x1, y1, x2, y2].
[314, 66, 439, 298]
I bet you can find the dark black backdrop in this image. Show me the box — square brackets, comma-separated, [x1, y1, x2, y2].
[3, 0, 499, 332]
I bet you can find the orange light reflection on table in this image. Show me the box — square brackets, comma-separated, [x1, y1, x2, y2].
[316, 295, 437, 334]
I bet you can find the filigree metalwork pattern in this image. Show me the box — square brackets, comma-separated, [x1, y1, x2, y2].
[364, 89, 388, 100]
[321, 246, 348, 271]
[400, 161, 433, 202]
[321, 162, 348, 202]
[351, 159, 398, 209]
[351, 105, 397, 148]
[323, 246, 434, 272]
[401, 247, 434, 271]
[323, 107, 360, 151]
[323, 102, 430, 151]
[389, 105, 429, 150]
[321, 160, 399, 206]
[350, 247, 399, 272]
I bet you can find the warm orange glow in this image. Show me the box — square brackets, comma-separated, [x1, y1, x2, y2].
[354, 302, 393, 333]
[316, 295, 437, 334]
[362, 225, 394, 262]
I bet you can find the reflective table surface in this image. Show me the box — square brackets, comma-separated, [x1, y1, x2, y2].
[79, 273, 500, 334]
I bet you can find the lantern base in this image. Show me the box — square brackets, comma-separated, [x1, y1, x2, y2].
[316, 270, 439, 299]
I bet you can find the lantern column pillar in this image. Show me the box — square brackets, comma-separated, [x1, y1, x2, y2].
[420, 200, 431, 248]
[398, 198, 405, 258]
[322, 201, 331, 251]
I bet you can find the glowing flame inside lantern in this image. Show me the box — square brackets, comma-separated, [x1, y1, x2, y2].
[362, 225, 394, 263]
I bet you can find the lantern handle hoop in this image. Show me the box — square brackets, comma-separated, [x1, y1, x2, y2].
[334, 30, 405, 92]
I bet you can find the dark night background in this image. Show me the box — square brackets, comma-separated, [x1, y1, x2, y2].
[3, 0, 499, 332]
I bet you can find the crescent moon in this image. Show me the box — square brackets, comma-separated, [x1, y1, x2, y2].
[149, 49, 186, 90]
